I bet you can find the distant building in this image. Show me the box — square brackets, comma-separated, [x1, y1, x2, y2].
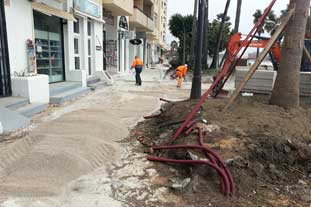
[146, 0, 169, 66]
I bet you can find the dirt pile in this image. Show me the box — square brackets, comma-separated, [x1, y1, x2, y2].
[132, 96, 311, 206]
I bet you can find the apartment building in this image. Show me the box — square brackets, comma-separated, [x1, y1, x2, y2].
[102, 0, 155, 73]
[102, 0, 132, 74]
[147, 0, 168, 65]
[128, 0, 154, 69]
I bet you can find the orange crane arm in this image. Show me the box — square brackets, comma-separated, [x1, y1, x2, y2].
[239, 40, 281, 63]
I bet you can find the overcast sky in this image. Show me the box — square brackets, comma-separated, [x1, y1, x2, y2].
[167, 0, 289, 43]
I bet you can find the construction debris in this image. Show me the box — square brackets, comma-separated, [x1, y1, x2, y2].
[133, 95, 311, 206]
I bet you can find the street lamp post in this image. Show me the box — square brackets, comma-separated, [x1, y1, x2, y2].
[190, 0, 206, 99]
[181, 19, 186, 64]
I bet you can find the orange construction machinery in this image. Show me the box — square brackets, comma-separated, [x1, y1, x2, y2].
[226, 32, 282, 71]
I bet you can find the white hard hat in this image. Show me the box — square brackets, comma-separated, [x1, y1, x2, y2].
[185, 64, 188, 67]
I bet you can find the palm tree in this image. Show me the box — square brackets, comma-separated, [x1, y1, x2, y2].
[252, 10, 277, 57]
[253, 10, 265, 35]
[270, 0, 310, 108]
[264, 10, 277, 35]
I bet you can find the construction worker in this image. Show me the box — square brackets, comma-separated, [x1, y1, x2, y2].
[130, 56, 144, 86]
[176, 64, 188, 88]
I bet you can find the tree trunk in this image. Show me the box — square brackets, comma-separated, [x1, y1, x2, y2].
[190, 0, 198, 69]
[202, 0, 209, 68]
[210, 0, 231, 69]
[270, 0, 310, 108]
[234, 0, 242, 33]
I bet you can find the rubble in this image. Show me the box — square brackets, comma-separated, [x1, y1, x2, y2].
[132, 96, 311, 206]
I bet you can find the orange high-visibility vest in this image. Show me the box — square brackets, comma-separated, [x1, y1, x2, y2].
[132, 58, 144, 68]
[176, 65, 187, 76]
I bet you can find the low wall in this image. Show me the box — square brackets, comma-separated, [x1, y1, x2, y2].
[300, 72, 311, 96]
[11, 74, 49, 103]
[235, 67, 277, 94]
[236, 68, 311, 96]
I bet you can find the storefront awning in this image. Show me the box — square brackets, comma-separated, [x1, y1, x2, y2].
[32, 2, 76, 21]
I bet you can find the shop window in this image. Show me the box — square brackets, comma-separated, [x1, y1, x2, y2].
[74, 17, 81, 70]
[88, 39, 91, 56]
[74, 19, 80, 34]
[75, 57, 80, 70]
[87, 20, 92, 36]
[34, 11, 65, 83]
[87, 19, 93, 76]
[88, 57, 91, 74]
[74, 38, 79, 54]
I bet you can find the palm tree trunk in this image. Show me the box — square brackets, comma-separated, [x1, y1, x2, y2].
[270, 0, 310, 108]
[190, 0, 198, 69]
[210, 0, 231, 69]
[234, 0, 242, 33]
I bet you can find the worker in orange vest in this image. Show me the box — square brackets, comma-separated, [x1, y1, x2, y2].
[130, 56, 144, 86]
[176, 64, 188, 88]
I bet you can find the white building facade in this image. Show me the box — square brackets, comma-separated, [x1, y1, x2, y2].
[2, 0, 106, 102]
[0, 0, 159, 101]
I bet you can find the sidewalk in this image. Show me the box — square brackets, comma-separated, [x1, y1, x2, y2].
[0, 66, 193, 207]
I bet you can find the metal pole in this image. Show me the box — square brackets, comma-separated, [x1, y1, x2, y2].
[202, 0, 209, 67]
[190, 0, 206, 99]
[234, 0, 242, 33]
[182, 20, 186, 64]
[190, 0, 198, 68]
[210, 0, 231, 69]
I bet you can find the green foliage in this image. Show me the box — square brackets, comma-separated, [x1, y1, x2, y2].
[169, 14, 194, 64]
[253, 10, 277, 36]
[169, 13, 232, 63]
[253, 10, 265, 35]
[169, 14, 193, 39]
[207, 14, 232, 56]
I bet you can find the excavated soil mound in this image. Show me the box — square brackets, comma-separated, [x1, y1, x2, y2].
[131, 95, 311, 207]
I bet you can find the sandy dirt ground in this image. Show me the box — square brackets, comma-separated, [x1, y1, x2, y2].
[0, 66, 215, 207]
[131, 95, 311, 206]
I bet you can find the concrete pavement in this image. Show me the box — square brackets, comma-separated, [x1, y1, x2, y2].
[0, 66, 212, 206]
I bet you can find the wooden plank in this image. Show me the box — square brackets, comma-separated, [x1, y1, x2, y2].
[303, 45, 311, 65]
[223, 8, 295, 112]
